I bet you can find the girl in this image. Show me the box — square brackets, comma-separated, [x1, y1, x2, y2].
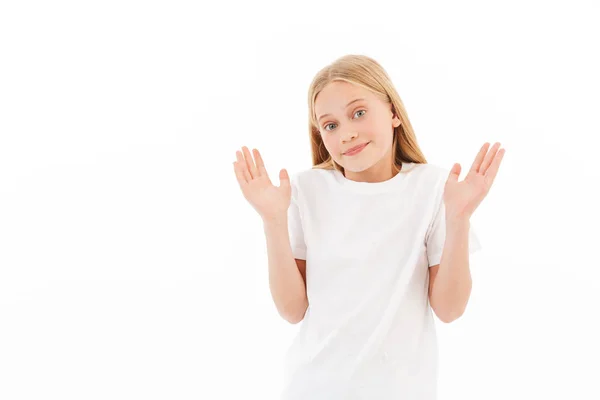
[233, 54, 505, 399]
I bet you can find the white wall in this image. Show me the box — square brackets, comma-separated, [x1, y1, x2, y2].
[1, 1, 598, 399]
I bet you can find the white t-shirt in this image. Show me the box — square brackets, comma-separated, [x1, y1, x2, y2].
[281, 162, 482, 400]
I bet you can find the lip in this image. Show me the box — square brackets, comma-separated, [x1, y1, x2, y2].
[343, 142, 370, 156]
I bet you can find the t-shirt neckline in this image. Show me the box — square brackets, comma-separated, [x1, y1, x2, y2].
[332, 162, 416, 194]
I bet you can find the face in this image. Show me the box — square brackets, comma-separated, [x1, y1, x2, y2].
[314, 80, 401, 181]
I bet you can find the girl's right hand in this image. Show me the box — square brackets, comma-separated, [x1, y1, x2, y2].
[233, 146, 291, 222]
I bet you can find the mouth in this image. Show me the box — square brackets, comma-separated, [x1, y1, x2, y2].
[343, 142, 370, 156]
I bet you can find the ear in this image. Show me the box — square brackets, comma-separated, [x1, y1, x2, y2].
[390, 106, 401, 127]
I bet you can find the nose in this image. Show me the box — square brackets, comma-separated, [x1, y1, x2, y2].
[341, 130, 358, 143]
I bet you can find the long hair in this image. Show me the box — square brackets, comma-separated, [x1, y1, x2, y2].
[307, 54, 427, 174]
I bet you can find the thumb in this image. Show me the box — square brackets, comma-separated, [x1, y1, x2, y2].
[278, 168, 290, 188]
[447, 163, 461, 183]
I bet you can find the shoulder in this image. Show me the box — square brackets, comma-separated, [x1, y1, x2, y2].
[408, 162, 449, 187]
[290, 167, 336, 190]
[404, 163, 452, 211]
[291, 166, 334, 179]
[412, 161, 447, 176]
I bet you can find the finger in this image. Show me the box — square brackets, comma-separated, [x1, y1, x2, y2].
[480, 142, 501, 175]
[447, 163, 461, 183]
[279, 168, 290, 188]
[233, 161, 248, 187]
[484, 148, 505, 184]
[469, 142, 490, 175]
[236, 150, 252, 182]
[242, 146, 258, 179]
[253, 148, 270, 182]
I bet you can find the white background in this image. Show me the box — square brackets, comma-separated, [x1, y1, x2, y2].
[1, 1, 599, 399]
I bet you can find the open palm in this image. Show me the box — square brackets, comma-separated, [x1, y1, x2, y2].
[233, 146, 291, 222]
[444, 142, 506, 221]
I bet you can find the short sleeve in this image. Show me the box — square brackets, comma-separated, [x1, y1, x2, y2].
[287, 176, 307, 260]
[425, 187, 482, 267]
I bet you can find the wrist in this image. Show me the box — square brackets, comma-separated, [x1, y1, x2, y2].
[262, 214, 288, 227]
[446, 216, 470, 231]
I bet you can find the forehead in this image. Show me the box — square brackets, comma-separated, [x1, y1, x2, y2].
[314, 81, 380, 113]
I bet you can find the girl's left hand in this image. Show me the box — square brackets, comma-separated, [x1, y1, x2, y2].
[443, 142, 505, 221]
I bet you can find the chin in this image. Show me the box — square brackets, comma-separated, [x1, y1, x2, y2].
[339, 160, 374, 173]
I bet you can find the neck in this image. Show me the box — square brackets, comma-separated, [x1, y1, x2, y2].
[343, 151, 398, 183]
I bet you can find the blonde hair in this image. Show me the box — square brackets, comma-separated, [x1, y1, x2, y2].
[308, 54, 427, 174]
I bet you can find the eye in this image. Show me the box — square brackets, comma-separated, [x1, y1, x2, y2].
[354, 109, 366, 118]
[323, 110, 367, 132]
[324, 123, 336, 132]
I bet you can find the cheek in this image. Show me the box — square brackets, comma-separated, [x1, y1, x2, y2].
[370, 124, 393, 143]
[321, 135, 338, 152]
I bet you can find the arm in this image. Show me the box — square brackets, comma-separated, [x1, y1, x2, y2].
[428, 218, 472, 323]
[429, 142, 504, 323]
[263, 217, 308, 324]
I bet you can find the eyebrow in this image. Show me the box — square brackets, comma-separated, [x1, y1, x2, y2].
[317, 98, 366, 122]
